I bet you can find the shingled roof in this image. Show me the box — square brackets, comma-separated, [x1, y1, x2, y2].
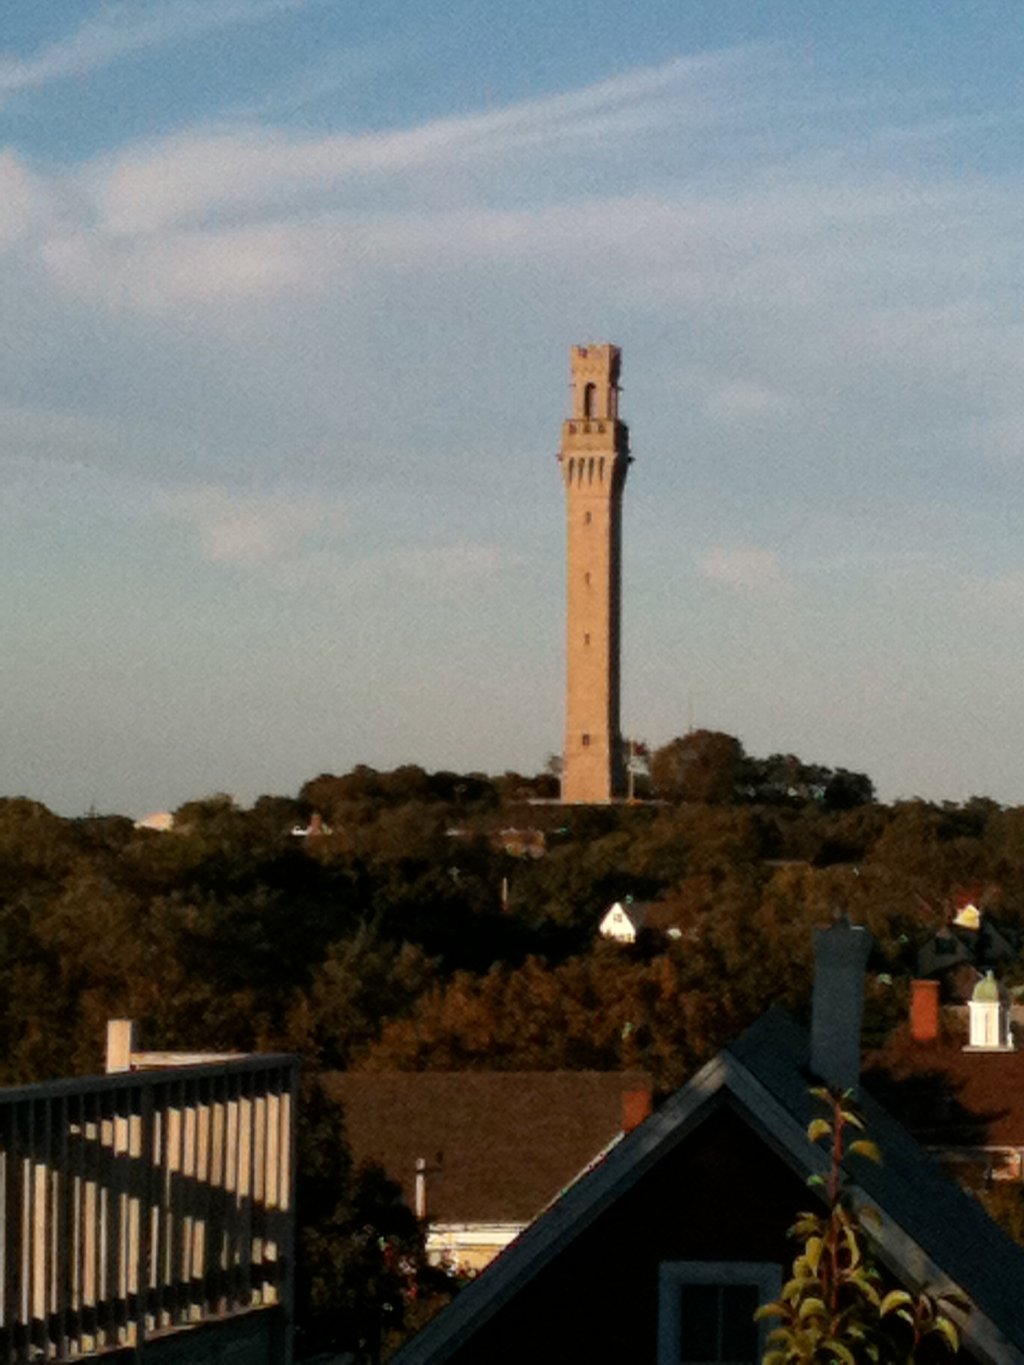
[323, 1070, 651, 1223]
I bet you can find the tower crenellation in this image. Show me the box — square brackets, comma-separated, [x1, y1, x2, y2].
[558, 344, 631, 804]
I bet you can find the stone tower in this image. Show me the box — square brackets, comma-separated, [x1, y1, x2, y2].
[558, 344, 631, 803]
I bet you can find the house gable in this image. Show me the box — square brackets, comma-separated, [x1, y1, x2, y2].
[409, 1105, 805, 1364]
[395, 1009, 1024, 1365]
[598, 900, 647, 941]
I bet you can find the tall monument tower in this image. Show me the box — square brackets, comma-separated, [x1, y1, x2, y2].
[558, 344, 630, 804]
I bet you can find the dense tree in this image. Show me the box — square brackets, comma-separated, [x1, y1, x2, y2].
[650, 730, 745, 804]
[357, 949, 749, 1091]
[294, 1075, 455, 1363]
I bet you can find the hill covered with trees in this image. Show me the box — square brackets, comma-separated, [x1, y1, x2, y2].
[3, 731, 1022, 1356]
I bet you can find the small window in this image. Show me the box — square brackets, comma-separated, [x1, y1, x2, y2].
[584, 633, 590, 645]
[584, 511, 592, 525]
[583, 382, 597, 418]
[584, 572, 591, 586]
[582, 734, 591, 747]
[658, 1262, 780, 1365]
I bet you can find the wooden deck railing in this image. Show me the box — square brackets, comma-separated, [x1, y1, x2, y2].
[0, 1046, 297, 1360]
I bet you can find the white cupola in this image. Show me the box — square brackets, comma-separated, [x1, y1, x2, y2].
[966, 970, 1013, 1051]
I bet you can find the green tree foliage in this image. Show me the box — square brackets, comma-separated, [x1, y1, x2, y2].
[358, 949, 744, 1091]
[739, 755, 875, 812]
[290, 929, 436, 1068]
[759, 1089, 959, 1364]
[294, 1076, 456, 1363]
[650, 730, 746, 803]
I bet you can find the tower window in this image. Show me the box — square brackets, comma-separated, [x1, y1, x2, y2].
[584, 572, 591, 586]
[582, 733, 591, 747]
[583, 382, 597, 418]
[584, 633, 590, 645]
[584, 511, 591, 525]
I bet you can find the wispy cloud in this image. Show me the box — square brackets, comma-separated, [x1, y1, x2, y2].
[164, 487, 347, 566]
[705, 379, 797, 422]
[277, 541, 514, 597]
[27, 35, 1016, 332]
[161, 487, 510, 594]
[697, 545, 790, 594]
[0, 0, 305, 98]
[86, 48, 756, 236]
[0, 151, 43, 248]
[41, 223, 319, 309]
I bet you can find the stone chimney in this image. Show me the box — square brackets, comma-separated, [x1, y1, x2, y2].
[910, 979, 940, 1043]
[810, 918, 873, 1094]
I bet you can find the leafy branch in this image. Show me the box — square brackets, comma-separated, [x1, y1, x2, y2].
[758, 1087, 959, 1364]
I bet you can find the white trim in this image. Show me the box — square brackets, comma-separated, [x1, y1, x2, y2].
[657, 1261, 781, 1365]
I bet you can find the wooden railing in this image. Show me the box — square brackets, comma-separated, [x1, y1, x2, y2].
[0, 1047, 297, 1360]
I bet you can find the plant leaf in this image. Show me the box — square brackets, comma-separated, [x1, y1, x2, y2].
[879, 1289, 912, 1317]
[807, 1118, 832, 1144]
[797, 1296, 828, 1322]
[822, 1338, 856, 1364]
[754, 1302, 782, 1321]
[848, 1138, 882, 1165]
[931, 1316, 960, 1352]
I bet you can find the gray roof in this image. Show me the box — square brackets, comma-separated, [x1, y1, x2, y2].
[396, 1007, 1024, 1365]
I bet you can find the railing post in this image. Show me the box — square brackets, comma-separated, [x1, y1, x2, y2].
[105, 1022, 138, 1075]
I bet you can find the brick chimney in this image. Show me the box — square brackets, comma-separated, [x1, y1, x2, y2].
[910, 979, 940, 1043]
[622, 1087, 653, 1133]
[810, 918, 873, 1095]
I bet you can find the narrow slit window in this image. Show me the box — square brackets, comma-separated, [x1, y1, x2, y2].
[582, 733, 591, 747]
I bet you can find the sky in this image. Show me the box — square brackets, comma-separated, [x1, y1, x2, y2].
[2, 0, 1024, 817]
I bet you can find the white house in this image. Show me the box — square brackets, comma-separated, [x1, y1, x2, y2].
[598, 899, 650, 943]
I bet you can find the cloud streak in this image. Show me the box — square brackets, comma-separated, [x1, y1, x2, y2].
[163, 487, 347, 566]
[85, 48, 757, 236]
[0, 0, 305, 97]
[160, 487, 511, 597]
[697, 546, 790, 594]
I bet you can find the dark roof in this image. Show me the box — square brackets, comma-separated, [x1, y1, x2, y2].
[395, 1009, 1024, 1365]
[323, 1070, 651, 1223]
[865, 1026, 1024, 1147]
[917, 918, 1019, 984]
[733, 1014, 1024, 1356]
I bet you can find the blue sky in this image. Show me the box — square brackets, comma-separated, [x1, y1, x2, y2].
[2, 0, 1024, 816]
